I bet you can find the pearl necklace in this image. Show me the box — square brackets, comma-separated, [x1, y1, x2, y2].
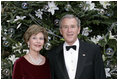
[28, 53, 42, 65]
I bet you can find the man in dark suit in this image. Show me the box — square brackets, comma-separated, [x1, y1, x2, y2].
[48, 14, 106, 79]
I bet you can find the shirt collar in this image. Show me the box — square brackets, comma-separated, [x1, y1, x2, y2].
[64, 39, 79, 46]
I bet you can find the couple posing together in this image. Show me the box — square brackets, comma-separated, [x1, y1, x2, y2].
[12, 14, 106, 79]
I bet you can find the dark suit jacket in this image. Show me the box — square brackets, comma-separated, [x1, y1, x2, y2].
[48, 40, 106, 79]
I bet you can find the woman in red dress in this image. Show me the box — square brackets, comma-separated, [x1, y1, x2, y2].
[12, 25, 51, 79]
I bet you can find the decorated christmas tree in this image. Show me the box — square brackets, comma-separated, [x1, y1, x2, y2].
[1, 1, 117, 79]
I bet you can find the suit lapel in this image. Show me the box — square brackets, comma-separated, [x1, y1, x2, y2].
[56, 40, 86, 79]
[57, 44, 69, 78]
[75, 40, 86, 79]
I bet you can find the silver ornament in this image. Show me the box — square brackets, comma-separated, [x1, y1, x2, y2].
[3, 69, 10, 76]
[21, 2, 28, 9]
[54, 19, 59, 26]
[3, 41, 9, 47]
[105, 48, 114, 58]
[44, 42, 51, 50]
[64, 4, 71, 11]
[8, 27, 15, 35]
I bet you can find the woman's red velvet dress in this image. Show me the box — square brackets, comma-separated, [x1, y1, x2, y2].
[12, 56, 51, 79]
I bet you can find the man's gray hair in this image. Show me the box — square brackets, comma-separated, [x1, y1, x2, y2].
[59, 14, 81, 28]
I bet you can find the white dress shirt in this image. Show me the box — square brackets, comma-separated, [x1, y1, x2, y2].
[63, 39, 79, 79]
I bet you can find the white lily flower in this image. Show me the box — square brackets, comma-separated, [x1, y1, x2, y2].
[48, 1, 59, 15]
[99, 1, 110, 9]
[8, 55, 19, 64]
[13, 16, 26, 22]
[12, 42, 22, 54]
[96, 35, 103, 40]
[84, 1, 95, 11]
[90, 35, 103, 44]
[82, 27, 92, 36]
[105, 68, 111, 78]
[35, 9, 43, 19]
[90, 36, 98, 44]
[109, 31, 117, 40]
[89, 2, 95, 10]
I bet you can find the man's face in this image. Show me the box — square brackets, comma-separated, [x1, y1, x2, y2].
[60, 18, 80, 45]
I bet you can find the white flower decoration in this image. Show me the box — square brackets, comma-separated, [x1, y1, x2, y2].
[84, 1, 95, 11]
[109, 31, 117, 40]
[90, 36, 98, 44]
[35, 9, 43, 19]
[12, 42, 22, 54]
[13, 16, 26, 22]
[105, 68, 111, 78]
[48, 1, 59, 15]
[82, 27, 92, 36]
[8, 55, 19, 64]
[99, 1, 110, 9]
[90, 35, 103, 44]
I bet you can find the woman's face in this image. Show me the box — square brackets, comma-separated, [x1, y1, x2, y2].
[28, 32, 44, 52]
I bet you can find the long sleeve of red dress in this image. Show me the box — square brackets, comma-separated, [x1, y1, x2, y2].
[12, 56, 51, 79]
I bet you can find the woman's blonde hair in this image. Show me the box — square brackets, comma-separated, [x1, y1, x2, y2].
[24, 24, 48, 44]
